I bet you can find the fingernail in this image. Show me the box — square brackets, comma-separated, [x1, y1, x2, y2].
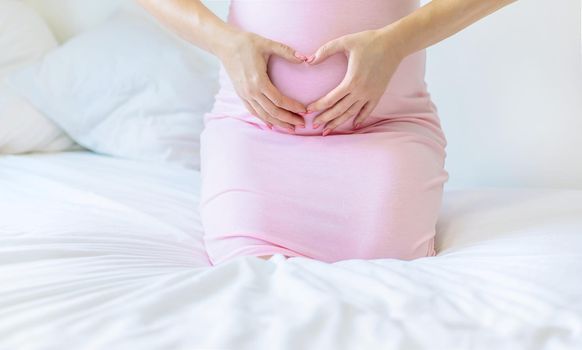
[294, 52, 307, 61]
[288, 127, 295, 133]
[306, 55, 315, 63]
[312, 123, 319, 129]
[322, 128, 331, 136]
[354, 122, 361, 129]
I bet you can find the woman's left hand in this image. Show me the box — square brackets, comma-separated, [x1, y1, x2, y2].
[306, 28, 405, 135]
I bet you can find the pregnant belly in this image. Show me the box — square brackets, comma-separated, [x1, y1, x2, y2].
[268, 53, 347, 106]
[215, 0, 430, 133]
[228, 0, 405, 108]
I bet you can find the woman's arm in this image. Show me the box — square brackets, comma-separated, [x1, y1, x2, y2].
[136, 0, 234, 57]
[381, 0, 518, 60]
[137, 0, 308, 132]
[306, 0, 518, 134]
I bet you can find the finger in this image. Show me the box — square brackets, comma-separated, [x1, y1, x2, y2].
[252, 98, 295, 132]
[256, 93, 305, 127]
[242, 99, 258, 118]
[249, 99, 274, 128]
[243, 99, 271, 128]
[353, 100, 377, 129]
[312, 94, 356, 127]
[267, 40, 305, 64]
[324, 100, 365, 131]
[308, 37, 346, 65]
[262, 79, 307, 114]
[306, 79, 350, 113]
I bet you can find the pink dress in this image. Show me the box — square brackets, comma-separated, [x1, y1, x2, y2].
[199, 0, 449, 265]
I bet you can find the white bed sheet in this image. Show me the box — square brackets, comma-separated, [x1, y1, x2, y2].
[0, 151, 581, 350]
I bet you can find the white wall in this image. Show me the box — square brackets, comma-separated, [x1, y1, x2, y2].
[423, 0, 582, 189]
[24, 0, 582, 189]
[23, 0, 229, 41]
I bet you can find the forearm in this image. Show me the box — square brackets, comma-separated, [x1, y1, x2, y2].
[137, 0, 238, 57]
[382, 0, 518, 59]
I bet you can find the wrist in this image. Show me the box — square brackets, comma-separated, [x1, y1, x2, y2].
[376, 23, 411, 62]
[207, 23, 244, 59]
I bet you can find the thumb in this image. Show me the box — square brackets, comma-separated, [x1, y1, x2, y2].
[267, 41, 306, 64]
[308, 38, 346, 65]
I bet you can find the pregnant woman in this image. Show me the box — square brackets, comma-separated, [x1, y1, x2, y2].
[139, 0, 516, 265]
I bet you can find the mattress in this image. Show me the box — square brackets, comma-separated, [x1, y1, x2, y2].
[0, 151, 581, 350]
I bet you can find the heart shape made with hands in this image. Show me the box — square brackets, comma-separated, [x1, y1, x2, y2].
[266, 49, 350, 135]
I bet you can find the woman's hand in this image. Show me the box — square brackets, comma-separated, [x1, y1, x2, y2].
[305, 28, 405, 135]
[216, 30, 309, 133]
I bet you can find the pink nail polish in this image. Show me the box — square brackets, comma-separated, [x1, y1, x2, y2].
[322, 128, 331, 136]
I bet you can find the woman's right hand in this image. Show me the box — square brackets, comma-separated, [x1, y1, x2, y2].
[215, 30, 308, 133]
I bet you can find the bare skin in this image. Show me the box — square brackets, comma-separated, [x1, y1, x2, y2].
[305, 0, 519, 135]
[138, 0, 518, 136]
[138, 0, 518, 261]
[137, 0, 308, 133]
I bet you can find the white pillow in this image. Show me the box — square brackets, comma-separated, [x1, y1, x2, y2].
[0, 0, 77, 154]
[0, 0, 56, 78]
[0, 81, 77, 153]
[6, 5, 220, 169]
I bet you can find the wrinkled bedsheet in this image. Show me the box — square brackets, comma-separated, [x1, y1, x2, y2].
[0, 152, 581, 350]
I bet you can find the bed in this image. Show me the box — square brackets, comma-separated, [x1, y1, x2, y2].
[1, 151, 581, 349]
[2, 0, 582, 349]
